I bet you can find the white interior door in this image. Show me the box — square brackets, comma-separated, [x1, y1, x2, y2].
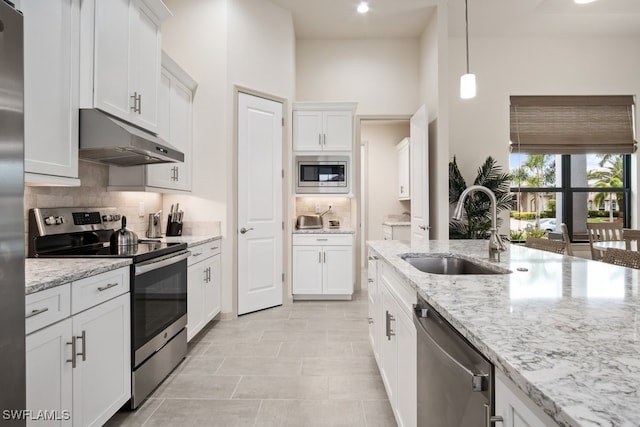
[237, 92, 283, 315]
[410, 105, 429, 241]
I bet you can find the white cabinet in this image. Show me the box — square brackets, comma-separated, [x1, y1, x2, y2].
[292, 234, 354, 299]
[187, 240, 222, 341]
[25, 267, 131, 427]
[292, 103, 356, 152]
[375, 261, 417, 427]
[18, 0, 81, 186]
[367, 254, 379, 362]
[495, 370, 557, 427]
[108, 53, 197, 193]
[79, 0, 171, 133]
[397, 137, 410, 200]
[382, 224, 411, 241]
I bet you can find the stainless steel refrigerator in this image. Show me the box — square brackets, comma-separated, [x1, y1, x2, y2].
[0, 1, 25, 425]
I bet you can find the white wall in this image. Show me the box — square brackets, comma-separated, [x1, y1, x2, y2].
[419, 5, 449, 239]
[448, 34, 640, 233]
[361, 122, 410, 241]
[296, 39, 421, 116]
[161, 0, 296, 316]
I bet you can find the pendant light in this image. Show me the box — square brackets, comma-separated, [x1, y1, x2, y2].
[460, 0, 476, 99]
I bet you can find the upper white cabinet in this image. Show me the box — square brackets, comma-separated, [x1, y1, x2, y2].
[293, 103, 356, 153]
[396, 137, 410, 200]
[108, 52, 197, 192]
[18, 0, 81, 186]
[79, 0, 171, 133]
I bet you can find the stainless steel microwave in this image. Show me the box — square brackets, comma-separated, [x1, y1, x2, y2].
[295, 156, 349, 194]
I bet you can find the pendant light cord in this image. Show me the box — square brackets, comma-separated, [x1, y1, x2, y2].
[465, 0, 470, 74]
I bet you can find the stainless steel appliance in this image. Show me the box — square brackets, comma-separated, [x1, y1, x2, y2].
[78, 109, 184, 166]
[29, 207, 189, 409]
[414, 294, 502, 426]
[146, 211, 162, 238]
[0, 2, 26, 423]
[295, 155, 349, 194]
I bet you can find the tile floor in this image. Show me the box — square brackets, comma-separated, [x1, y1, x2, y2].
[105, 290, 396, 427]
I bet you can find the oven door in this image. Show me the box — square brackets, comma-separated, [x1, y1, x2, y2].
[132, 250, 189, 368]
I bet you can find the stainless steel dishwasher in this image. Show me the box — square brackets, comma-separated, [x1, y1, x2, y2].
[414, 295, 502, 426]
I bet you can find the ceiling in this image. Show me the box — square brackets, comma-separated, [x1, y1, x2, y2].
[267, 0, 640, 39]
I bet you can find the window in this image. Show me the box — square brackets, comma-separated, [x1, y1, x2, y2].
[510, 153, 630, 241]
[509, 95, 636, 241]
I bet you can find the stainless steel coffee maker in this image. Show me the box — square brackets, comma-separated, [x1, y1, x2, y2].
[146, 211, 163, 238]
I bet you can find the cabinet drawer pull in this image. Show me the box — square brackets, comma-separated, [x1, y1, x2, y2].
[97, 282, 119, 292]
[77, 331, 87, 362]
[209, 246, 218, 251]
[316, 238, 328, 241]
[193, 252, 203, 257]
[25, 307, 49, 319]
[67, 339, 77, 368]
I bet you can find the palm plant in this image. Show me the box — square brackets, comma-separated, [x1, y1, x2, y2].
[588, 155, 623, 222]
[449, 156, 513, 239]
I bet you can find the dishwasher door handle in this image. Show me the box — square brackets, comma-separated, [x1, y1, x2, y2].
[413, 307, 487, 391]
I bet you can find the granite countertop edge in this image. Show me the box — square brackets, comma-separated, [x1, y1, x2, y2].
[25, 258, 132, 296]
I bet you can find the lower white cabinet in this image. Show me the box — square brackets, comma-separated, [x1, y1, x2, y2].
[495, 370, 557, 427]
[374, 259, 417, 427]
[292, 233, 353, 299]
[382, 223, 411, 241]
[187, 240, 222, 341]
[367, 252, 380, 362]
[25, 267, 131, 427]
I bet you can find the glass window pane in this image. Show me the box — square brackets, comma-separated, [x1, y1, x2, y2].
[571, 153, 624, 188]
[509, 191, 562, 239]
[509, 153, 558, 189]
[571, 191, 626, 241]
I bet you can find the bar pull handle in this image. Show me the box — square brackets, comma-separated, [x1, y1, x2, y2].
[77, 331, 87, 362]
[484, 404, 504, 426]
[26, 307, 49, 319]
[66, 338, 77, 368]
[97, 282, 119, 292]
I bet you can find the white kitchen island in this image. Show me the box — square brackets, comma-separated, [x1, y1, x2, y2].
[367, 239, 640, 427]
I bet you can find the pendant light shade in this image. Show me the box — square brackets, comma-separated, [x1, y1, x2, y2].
[460, 0, 476, 99]
[460, 73, 476, 99]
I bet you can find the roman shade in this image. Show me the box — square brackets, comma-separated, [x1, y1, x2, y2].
[510, 95, 637, 154]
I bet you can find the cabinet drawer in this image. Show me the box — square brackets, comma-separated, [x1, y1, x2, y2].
[71, 267, 129, 314]
[204, 239, 221, 258]
[188, 244, 207, 266]
[25, 284, 71, 335]
[380, 263, 416, 318]
[292, 234, 352, 246]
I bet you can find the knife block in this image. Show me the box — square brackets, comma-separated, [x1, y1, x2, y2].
[166, 216, 183, 236]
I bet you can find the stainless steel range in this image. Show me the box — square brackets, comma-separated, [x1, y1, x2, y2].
[29, 207, 189, 409]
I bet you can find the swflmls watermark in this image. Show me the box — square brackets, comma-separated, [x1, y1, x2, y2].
[2, 409, 71, 421]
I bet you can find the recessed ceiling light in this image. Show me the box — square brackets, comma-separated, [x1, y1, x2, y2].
[574, 0, 596, 4]
[357, 2, 369, 14]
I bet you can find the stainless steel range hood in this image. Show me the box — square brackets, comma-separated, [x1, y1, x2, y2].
[79, 109, 184, 166]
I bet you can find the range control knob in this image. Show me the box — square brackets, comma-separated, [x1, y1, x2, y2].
[102, 215, 112, 222]
[44, 216, 56, 225]
[54, 216, 64, 225]
[112, 214, 121, 221]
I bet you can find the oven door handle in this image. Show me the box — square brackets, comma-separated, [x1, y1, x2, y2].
[135, 250, 191, 276]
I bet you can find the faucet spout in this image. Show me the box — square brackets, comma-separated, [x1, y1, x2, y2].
[452, 185, 507, 262]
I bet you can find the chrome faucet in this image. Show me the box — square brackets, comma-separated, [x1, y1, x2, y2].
[452, 185, 507, 262]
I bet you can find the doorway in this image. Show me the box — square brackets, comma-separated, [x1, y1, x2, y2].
[358, 118, 411, 269]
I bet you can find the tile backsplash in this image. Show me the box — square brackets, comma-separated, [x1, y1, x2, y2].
[24, 161, 162, 239]
[295, 197, 351, 227]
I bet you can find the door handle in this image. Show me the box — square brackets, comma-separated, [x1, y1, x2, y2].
[240, 227, 254, 234]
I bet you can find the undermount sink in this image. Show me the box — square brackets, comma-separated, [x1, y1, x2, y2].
[401, 253, 511, 275]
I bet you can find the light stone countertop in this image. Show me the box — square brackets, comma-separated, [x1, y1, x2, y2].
[381, 220, 410, 226]
[292, 228, 355, 234]
[162, 235, 222, 247]
[25, 258, 132, 295]
[367, 239, 640, 427]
